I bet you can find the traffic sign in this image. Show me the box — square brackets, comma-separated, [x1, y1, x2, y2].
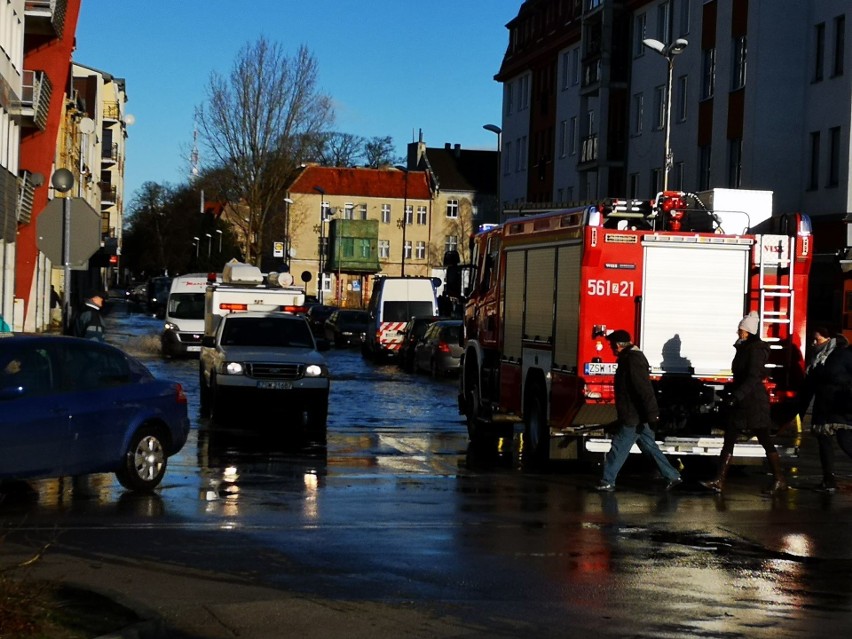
[36, 198, 101, 266]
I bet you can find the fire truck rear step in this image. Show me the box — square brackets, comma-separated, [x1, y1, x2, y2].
[585, 436, 798, 458]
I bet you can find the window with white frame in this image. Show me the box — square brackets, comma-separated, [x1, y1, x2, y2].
[572, 48, 580, 85]
[359, 238, 371, 258]
[653, 85, 665, 130]
[519, 135, 528, 170]
[814, 23, 825, 82]
[381, 204, 391, 224]
[559, 120, 568, 156]
[445, 235, 458, 254]
[676, 74, 688, 121]
[519, 74, 530, 110]
[404, 204, 413, 225]
[416, 205, 426, 225]
[731, 35, 747, 90]
[403, 241, 412, 260]
[561, 51, 571, 89]
[632, 93, 644, 135]
[319, 273, 331, 294]
[446, 199, 459, 218]
[505, 81, 513, 116]
[702, 47, 715, 99]
[635, 13, 647, 56]
[359, 203, 368, 220]
[343, 204, 354, 220]
[415, 241, 426, 260]
[378, 239, 390, 258]
[679, 0, 690, 36]
[569, 116, 577, 155]
[504, 140, 512, 174]
[656, 1, 671, 43]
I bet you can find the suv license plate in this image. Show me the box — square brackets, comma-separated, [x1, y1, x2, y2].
[257, 381, 293, 390]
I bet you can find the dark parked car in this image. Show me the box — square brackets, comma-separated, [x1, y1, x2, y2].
[413, 319, 464, 377]
[0, 334, 190, 491]
[324, 309, 370, 348]
[397, 316, 439, 372]
[305, 304, 338, 337]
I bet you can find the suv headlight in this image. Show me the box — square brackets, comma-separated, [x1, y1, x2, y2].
[304, 363, 327, 378]
[164, 321, 178, 331]
[222, 361, 245, 375]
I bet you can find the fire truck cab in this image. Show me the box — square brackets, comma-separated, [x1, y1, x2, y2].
[458, 189, 812, 464]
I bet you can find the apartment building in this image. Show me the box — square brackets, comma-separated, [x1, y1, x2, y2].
[496, 0, 851, 219]
[0, 0, 25, 331]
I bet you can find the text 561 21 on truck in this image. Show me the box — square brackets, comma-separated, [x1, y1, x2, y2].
[456, 189, 812, 466]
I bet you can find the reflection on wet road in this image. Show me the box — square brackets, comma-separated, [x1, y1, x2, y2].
[3, 306, 852, 637]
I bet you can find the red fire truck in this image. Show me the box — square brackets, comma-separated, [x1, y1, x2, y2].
[457, 190, 812, 464]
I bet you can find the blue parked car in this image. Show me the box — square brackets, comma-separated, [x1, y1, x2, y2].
[0, 334, 190, 491]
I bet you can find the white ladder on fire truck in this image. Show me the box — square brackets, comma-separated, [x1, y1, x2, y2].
[757, 234, 793, 366]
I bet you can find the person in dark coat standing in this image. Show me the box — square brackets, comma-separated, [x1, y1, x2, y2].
[595, 329, 683, 492]
[74, 289, 106, 341]
[700, 311, 787, 494]
[797, 326, 852, 493]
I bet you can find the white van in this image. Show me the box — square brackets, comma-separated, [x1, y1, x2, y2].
[161, 273, 219, 358]
[362, 276, 439, 361]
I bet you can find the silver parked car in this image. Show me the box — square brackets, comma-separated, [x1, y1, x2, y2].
[413, 319, 463, 377]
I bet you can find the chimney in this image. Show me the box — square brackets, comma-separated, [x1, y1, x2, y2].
[444, 143, 451, 150]
[454, 143, 461, 157]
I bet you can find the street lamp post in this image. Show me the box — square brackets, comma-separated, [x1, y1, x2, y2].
[215, 229, 223, 253]
[193, 236, 200, 258]
[205, 233, 212, 258]
[643, 37, 688, 193]
[483, 124, 502, 222]
[283, 197, 293, 267]
[313, 186, 326, 304]
[394, 166, 408, 276]
[51, 168, 74, 329]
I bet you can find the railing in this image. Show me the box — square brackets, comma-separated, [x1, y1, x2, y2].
[20, 70, 51, 130]
[580, 134, 598, 164]
[103, 101, 120, 120]
[99, 182, 117, 203]
[24, 0, 67, 38]
[102, 143, 118, 162]
[17, 171, 39, 225]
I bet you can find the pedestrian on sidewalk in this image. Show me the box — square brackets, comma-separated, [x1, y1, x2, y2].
[700, 311, 788, 494]
[595, 329, 682, 492]
[73, 289, 106, 342]
[797, 326, 852, 493]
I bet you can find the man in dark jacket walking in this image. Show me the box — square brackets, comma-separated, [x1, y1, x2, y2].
[798, 327, 852, 493]
[73, 289, 106, 341]
[700, 311, 787, 494]
[595, 329, 682, 492]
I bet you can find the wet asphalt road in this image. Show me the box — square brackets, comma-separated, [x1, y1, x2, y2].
[2, 303, 852, 637]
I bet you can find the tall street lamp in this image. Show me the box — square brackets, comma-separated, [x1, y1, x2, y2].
[643, 37, 688, 193]
[394, 165, 408, 276]
[483, 124, 502, 222]
[215, 229, 223, 253]
[51, 168, 74, 329]
[313, 186, 326, 304]
[283, 197, 294, 268]
[193, 236, 200, 258]
[205, 233, 212, 258]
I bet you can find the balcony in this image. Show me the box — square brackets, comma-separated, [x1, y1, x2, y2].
[578, 134, 598, 168]
[99, 182, 117, 204]
[102, 143, 118, 164]
[16, 171, 42, 226]
[20, 70, 52, 131]
[24, 0, 67, 38]
[103, 101, 120, 121]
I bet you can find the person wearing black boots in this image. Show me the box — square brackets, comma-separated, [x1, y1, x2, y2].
[700, 311, 788, 494]
[797, 326, 852, 493]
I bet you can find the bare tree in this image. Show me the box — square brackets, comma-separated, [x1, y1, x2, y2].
[195, 37, 334, 265]
[311, 132, 365, 167]
[363, 136, 401, 168]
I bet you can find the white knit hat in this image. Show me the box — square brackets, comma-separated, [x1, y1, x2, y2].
[738, 311, 759, 335]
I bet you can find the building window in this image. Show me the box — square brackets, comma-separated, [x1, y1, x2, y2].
[569, 116, 577, 155]
[445, 235, 458, 254]
[319, 273, 331, 294]
[679, 0, 690, 36]
[556, 188, 563, 202]
[359, 239, 371, 258]
[505, 81, 513, 116]
[404, 204, 413, 225]
[403, 241, 412, 260]
[504, 140, 512, 174]
[653, 85, 665, 130]
[651, 168, 663, 195]
[629, 173, 640, 198]
[833, 15, 845, 77]
[656, 1, 671, 44]
[518, 74, 530, 111]
[828, 126, 841, 187]
[378, 239, 389, 258]
[359, 204, 368, 220]
[561, 51, 571, 89]
[808, 131, 820, 190]
[702, 47, 715, 99]
[343, 204, 354, 220]
[632, 93, 644, 135]
[341, 237, 355, 258]
[446, 199, 459, 218]
[381, 204, 391, 224]
[728, 139, 742, 188]
[676, 75, 688, 121]
[559, 119, 568, 156]
[416, 205, 426, 225]
[572, 48, 580, 85]
[672, 161, 684, 190]
[814, 22, 825, 82]
[731, 36, 747, 90]
[415, 241, 426, 260]
[699, 145, 712, 191]
[635, 13, 647, 56]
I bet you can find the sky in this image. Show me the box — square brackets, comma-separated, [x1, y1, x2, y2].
[74, 0, 520, 203]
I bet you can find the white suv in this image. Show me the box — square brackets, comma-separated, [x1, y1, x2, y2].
[199, 311, 330, 439]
